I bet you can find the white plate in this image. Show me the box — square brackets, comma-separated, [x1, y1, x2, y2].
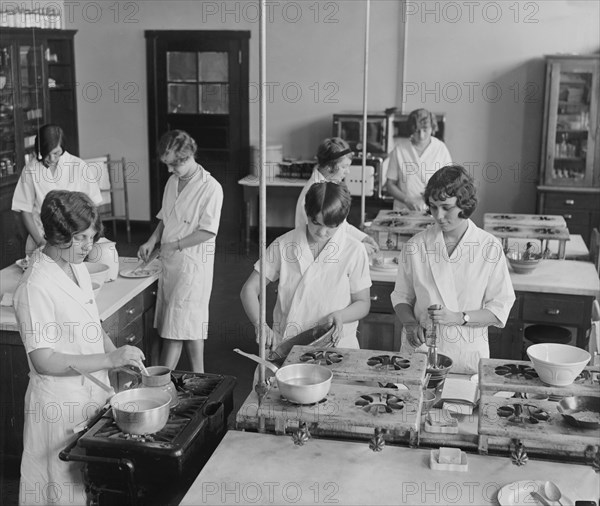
[370, 257, 399, 271]
[119, 264, 161, 278]
[497, 480, 573, 506]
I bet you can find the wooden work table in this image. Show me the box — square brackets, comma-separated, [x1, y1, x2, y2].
[0, 258, 160, 465]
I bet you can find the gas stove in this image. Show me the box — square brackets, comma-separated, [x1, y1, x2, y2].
[61, 371, 236, 506]
[483, 213, 570, 241]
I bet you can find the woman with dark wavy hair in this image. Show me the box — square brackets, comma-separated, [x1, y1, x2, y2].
[13, 190, 144, 506]
[391, 165, 515, 374]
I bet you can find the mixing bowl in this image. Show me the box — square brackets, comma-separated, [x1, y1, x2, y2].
[526, 343, 590, 386]
[506, 251, 542, 275]
[85, 262, 110, 288]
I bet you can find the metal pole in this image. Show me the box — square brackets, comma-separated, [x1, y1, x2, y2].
[360, 0, 371, 229]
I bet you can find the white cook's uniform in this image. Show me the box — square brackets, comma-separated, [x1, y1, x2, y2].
[13, 251, 111, 506]
[12, 152, 103, 255]
[295, 167, 368, 243]
[256, 225, 372, 348]
[391, 220, 515, 374]
[155, 166, 223, 340]
[386, 137, 452, 211]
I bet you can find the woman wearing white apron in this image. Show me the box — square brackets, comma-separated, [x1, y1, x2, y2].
[294, 137, 379, 255]
[13, 190, 145, 506]
[12, 124, 103, 256]
[241, 182, 371, 350]
[391, 165, 515, 374]
[138, 130, 223, 373]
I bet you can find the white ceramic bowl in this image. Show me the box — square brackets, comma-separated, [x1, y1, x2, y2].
[91, 281, 102, 296]
[85, 262, 110, 288]
[527, 343, 590, 386]
[506, 251, 542, 275]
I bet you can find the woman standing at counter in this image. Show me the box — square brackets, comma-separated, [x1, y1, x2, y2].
[295, 137, 379, 255]
[138, 130, 223, 373]
[13, 190, 145, 506]
[385, 109, 452, 211]
[12, 124, 103, 255]
[242, 182, 371, 349]
[391, 165, 515, 373]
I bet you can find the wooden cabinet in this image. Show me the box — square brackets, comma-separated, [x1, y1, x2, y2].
[0, 28, 79, 269]
[537, 54, 600, 246]
[0, 281, 158, 465]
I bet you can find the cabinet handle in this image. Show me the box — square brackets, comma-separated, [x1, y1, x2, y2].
[151, 291, 157, 296]
[563, 214, 572, 220]
[126, 308, 135, 315]
[564, 199, 574, 205]
[370, 295, 379, 301]
[546, 308, 560, 316]
[125, 334, 136, 343]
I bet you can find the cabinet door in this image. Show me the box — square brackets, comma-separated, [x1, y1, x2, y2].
[358, 312, 402, 352]
[488, 322, 521, 360]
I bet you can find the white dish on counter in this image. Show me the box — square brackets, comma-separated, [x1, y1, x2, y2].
[120, 264, 162, 278]
[497, 480, 573, 506]
[370, 257, 399, 271]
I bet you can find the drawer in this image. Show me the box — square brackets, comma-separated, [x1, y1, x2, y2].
[522, 294, 585, 326]
[545, 207, 590, 235]
[114, 317, 144, 348]
[369, 282, 394, 313]
[544, 193, 600, 211]
[102, 292, 144, 336]
[142, 281, 158, 311]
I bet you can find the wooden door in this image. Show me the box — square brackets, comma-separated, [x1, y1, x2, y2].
[146, 31, 250, 236]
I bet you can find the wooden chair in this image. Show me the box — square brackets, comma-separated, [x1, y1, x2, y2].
[84, 155, 131, 243]
[590, 228, 600, 275]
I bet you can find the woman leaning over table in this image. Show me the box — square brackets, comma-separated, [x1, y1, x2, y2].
[391, 165, 515, 374]
[13, 190, 145, 506]
[138, 130, 223, 373]
[12, 124, 103, 256]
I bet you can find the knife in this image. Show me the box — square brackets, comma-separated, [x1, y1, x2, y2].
[132, 248, 160, 274]
[530, 491, 552, 506]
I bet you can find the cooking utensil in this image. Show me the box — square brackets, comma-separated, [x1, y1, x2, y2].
[234, 348, 333, 404]
[557, 396, 600, 429]
[69, 366, 114, 394]
[544, 482, 564, 506]
[530, 491, 552, 506]
[110, 388, 171, 435]
[267, 323, 335, 364]
[132, 247, 160, 275]
[426, 304, 442, 369]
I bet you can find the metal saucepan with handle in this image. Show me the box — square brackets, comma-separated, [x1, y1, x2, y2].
[234, 348, 333, 404]
[70, 366, 171, 435]
[557, 395, 600, 429]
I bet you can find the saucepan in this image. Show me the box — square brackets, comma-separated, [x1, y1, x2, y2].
[234, 348, 333, 404]
[557, 396, 600, 430]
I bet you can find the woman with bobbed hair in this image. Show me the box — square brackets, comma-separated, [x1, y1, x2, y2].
[391, 165, 515, 374]
[12, 124, 103, 255]
[242, 181, 371, 350]
[295, 137, 379, 255]
[13, 190, 144, 506]
[385, 108, 452, 211]
[138, 130, 223, 373]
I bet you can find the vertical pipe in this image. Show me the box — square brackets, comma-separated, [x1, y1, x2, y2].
[360, 0, 371, 228]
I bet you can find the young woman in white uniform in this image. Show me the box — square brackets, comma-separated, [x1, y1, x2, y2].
[12, 124, 103, 255]
[295, 137, 379, 255]
[385, 109, 452, 211]
[138, 130, 223, 373]
[241, 182, 371, 349]
[391, 165, 515, 374]
[13, 190, 145, 506]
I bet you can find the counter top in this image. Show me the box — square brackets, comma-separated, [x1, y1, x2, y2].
[181, 430, 599, 506]
[0, 257, 159, 332]
[238, 174, 306, 187]
[370, 256, 600, 297]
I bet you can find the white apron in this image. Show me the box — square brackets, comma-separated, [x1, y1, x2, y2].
[155, 167, 223, 340]
[13, 252, 110, 506]
[258, 226, 371, 349]
[391, 221, 515, 373]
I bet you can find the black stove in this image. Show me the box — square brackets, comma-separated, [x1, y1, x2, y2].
[60, 371, 236, 506]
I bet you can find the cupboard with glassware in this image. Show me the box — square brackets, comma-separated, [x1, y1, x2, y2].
[537, 54, 600, 246]
[0, 28, 79, 269]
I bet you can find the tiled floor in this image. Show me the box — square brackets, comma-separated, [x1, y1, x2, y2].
[0, 223, 265, 506]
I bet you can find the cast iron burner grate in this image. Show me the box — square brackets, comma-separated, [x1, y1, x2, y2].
[355, 393, 404, 415]
[493, 226, 520, 233]
[494, 364, 538, 380]
[367, 355, 411, 371]
[497, 403, 550, 425]
[279, 395, 329, 407]
[534, 227, 561, 235]
[299, 349, 343, 365]
[492, 215, 519, 220]
[533, 216, 554, 221]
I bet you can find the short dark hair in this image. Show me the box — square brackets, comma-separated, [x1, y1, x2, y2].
[304, 182, 351, 227]
[424, 164, 477, 219]
[41, 190, 103, 246]
[157, 130, 197, 164]
[316, 137, 352, 176]
[35, 124, 65, 160]
[408, 108, 438, 136]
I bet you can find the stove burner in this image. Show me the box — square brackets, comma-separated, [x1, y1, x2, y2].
[386, 210, 409, 216]
[299, 349, 343, 365]
[493, 226, 519, 233]
[533, 216, 554, 221]
[280, 395, 328, 407]
[534, 227, 561, 235]
[178, 374, 223, 395]
[367, 355, 411, 371]
[494, 364, 538, 380]
[497, 403, 550, 425]
[492, 215, 518, 220]
[574, 370, 599, 384]
[355, 393, 404, 414]
[378, 219, 406, 228]
[418, 222, 430, 228]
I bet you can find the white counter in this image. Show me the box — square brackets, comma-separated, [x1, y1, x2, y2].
[181, 430, 600, 506]
[0, 257, 159, 332]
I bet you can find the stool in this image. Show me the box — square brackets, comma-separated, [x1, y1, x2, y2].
[522, 324, 572, 360]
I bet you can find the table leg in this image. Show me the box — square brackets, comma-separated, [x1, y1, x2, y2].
[557, 240, 566, 259]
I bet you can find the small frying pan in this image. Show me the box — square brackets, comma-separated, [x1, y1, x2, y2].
[557, 396, 600, 429]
